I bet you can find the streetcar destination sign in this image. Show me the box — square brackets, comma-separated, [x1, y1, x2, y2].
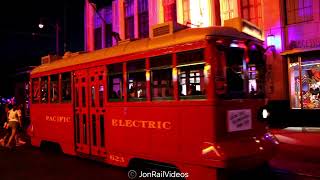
[227, 109, 252, 132]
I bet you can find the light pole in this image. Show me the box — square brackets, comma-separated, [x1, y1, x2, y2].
[38, 20, 61, 55]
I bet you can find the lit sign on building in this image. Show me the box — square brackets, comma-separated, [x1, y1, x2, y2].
[289, 38, 320, 49]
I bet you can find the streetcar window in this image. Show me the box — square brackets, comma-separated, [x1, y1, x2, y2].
[127, 59, 146, 101]
[75, 87, 79, 107]
[76, 114, 80, 143]
[92, 114, 97, 146]
[150, 55, 173, 100]
[61, 72, 71, 102]
[82, 87, 86, 107]
[83, 114, 87, 144]
[99, 85, 104, 107]
[108, 63, 123, 102]
[50, 74, 59, 103]
[177, 49, 206, 99]
[221, 44, 266, 99]
[100, 115, 105, 147]
[40, 76, 48, 103]
[91, 85, 96, 107]
[32, 78, 40, 103]
[225, 47, 244, 97]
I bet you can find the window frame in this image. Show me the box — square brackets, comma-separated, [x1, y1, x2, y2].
[127, 59, 147, 102]
[108, 63, 124, 102]
[176, 49, 207, 100]
[285, 0, 313, 25]
[240, 0, 262, 27]
[124, 0, 135, 39]
[138, 0, 149, 38]
[150, 54, 174, 101]
[61, 72, 72, 103]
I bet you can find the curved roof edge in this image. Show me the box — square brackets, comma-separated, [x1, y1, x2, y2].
[31, 26, 261, 75]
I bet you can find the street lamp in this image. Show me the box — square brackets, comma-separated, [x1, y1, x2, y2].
[38, 19, 61, 55]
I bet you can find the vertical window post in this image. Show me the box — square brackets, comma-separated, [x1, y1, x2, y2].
[123, 62, 127, 102]
[48, 76, 51, 104]
[173, 53, 178, 101]
[104, 67, 108, 105]
[146, 57, 151, 101]
[205, 42, 213, 100]
[59, 74, 62, 102]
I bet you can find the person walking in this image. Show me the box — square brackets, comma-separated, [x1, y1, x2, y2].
[5, 104, 21, 148]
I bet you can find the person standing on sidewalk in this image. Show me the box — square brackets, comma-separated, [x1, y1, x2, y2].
[5, 104, 21, 148]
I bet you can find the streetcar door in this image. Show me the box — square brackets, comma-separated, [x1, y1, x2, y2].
[88, 66, 107, 157]
[74, 69, 90, 154]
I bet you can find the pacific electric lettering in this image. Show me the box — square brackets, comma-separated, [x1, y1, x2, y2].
[112, 119, 171, 130]
[46, 115, 71, 123]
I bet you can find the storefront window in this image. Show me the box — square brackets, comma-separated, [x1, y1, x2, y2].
[289, 62, 301, 109]
[302, 62, 320, 109]
[289, 55, 320, 109]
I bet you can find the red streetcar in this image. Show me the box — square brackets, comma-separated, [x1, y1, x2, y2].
[30, 23, 278, 179]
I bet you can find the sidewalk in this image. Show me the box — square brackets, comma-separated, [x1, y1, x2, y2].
[270, 128, 320, 177]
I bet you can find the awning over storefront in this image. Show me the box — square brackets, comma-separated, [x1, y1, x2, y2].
[281, 47, 320, 56]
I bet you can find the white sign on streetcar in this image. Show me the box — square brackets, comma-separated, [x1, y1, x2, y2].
[227, 109, 252, 132]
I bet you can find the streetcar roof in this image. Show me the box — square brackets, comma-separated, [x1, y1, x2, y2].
[31, 26, 261, 75]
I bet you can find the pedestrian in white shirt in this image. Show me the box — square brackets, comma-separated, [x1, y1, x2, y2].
[5, 104, 21, 148]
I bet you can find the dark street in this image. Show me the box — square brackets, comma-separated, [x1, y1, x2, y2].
[0, 146, 128, 180]
[0, 141, 318, 180]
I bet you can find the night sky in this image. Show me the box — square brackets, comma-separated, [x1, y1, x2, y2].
[0, 0, 85, 96]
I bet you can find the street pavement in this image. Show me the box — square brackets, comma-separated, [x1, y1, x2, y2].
[1, 127, 320, 179]
[270, 127, 320, 178]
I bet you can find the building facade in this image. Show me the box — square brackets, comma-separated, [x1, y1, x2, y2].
[83, 0, 299, 107]
[281, 0, 320, 111]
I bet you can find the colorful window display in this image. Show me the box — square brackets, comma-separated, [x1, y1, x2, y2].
[289, 57, 320, 109]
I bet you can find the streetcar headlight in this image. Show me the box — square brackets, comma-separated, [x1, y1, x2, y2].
[262, 109, 269, 119]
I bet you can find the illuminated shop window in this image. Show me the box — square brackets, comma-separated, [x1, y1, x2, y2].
[138, 0, 149, 38]
[289, 58, 301, 109]
[150, 55, 173, 100]
[32, 78, 40, 103]
[177, 49, 206, 99]
[40, 76, 48, 103]
[290, 57, 320, 109]
[108, 63, 123, 102]
[241, 0, 262, 27]
[50, 74, 59, 103]
[127, 59, 146, 101]
[220, 0, 236, 25]
[285, 0, 313, 25]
